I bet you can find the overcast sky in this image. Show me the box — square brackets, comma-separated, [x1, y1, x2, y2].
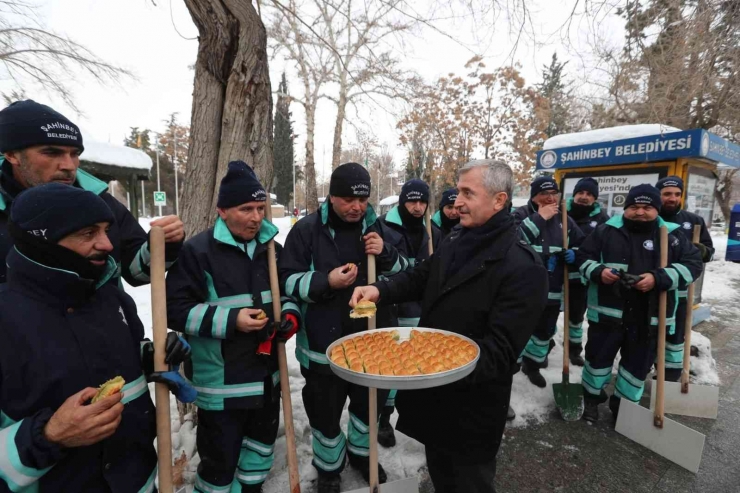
[10, 0, 624, 182]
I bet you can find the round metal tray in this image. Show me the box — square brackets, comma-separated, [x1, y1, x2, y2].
[326, 327, 480, 390]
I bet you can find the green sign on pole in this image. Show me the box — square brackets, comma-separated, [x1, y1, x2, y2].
[153, 191, 167, 206]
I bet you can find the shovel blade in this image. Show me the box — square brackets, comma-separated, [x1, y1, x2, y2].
[649, 380, 719, 419]
[553, 382, 584, 422]
[616, 399, 706, 473]
[344, 477, 419, 493]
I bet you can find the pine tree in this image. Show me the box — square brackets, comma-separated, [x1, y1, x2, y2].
[537, 53, 574, 138]
[274, 72, 295, 208]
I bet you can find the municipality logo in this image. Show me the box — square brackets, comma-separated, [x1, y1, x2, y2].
[643, 240, 654, 251]
[701, 133, 710, 156]
[590, 221, 598, 228]
[683, 222, 692, 230]
[540, 151, 557, 169]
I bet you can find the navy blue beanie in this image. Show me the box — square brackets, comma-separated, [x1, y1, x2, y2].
[656, 175, 684, 192]
[400, 179, 429, 205]
[10, 183, 114, 242]
[439, 188, 458, 209]
[624, 184, 661, 210]
[217, 161, 266, 209]
[573, 177, 599, 199]
[530, 176, 559, 198]
[0, 100, 83, 153]
[329, 162, 371, 198]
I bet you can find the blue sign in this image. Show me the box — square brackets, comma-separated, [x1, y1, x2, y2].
[727, 203, 740, 262]
[536, 129, 740, 171]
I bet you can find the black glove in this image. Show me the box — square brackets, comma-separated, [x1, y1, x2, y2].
[277, 314, 299, 342]
[693, 242, 710, 262]
[142, 332, 191, 375]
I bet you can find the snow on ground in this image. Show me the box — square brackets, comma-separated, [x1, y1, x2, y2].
[125, 220, 732, 491]
[543, 124, 682, 150]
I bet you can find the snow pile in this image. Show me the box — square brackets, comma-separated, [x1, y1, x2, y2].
[543, 124, 682, 150]
[80, 129, 152, 171]
[690, 331, 720, 386]
[379, 195, 399, 206]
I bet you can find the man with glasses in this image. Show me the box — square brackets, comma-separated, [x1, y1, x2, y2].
[513, 176, 584, 388]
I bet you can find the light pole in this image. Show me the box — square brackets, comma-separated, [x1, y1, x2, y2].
[154, 133, 162, 217]
[173, 128, 179, 216]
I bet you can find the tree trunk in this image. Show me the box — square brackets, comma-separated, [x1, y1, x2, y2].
[305, 104, 319, 213]
[331, 74, 348, 169]
[715, 169, 738, 224]
[182, 0, 273, 238]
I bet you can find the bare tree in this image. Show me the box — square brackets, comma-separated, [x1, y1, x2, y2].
[269, 0, 335, 214]
[181, 0, 273, 237]
[0, 0, 131, 110]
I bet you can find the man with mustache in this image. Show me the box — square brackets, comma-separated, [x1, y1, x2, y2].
[575, 184, 702, 422]
[431, 188, 460, 239]
[0, 183, 194, 493]
[0, 100, 184, 287]
[279, 162, 408, 493]
[655, 176, 714, 381]
[513, 176, 584, 388]
[377, 178, 442, 447]
[166, 161, 301, 493]
[566, 177, 610, 367]
[349, 160, 548, 493]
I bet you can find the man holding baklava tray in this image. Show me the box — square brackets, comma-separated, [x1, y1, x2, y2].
[350, 159, 548, 493]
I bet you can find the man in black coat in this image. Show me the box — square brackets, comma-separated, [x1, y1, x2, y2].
[431, 188, 460, 239]
[351, 159, 548, 493]
[0, 100, 184, 287]
[566, 177, 610, 366]
[0, 183, 193, 493]
[656, 176, 714, 381]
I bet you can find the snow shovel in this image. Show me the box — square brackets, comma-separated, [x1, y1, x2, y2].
[553, 201, 584, 421]
[650, 224, 719, 419]
[348, 255, 420, 493]
[150, 226, 174, 493]
[264, 196, 301, 493]
[616, 225, 706, 473]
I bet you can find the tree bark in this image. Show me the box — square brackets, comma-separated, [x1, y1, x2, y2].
[305, 104, 319, 212]
[182, 0, 273, 238]
[331, 74, 348, 169]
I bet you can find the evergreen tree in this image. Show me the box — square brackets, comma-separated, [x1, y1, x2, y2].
[537, 53, 574, 138]
[274, 72, 295, 208]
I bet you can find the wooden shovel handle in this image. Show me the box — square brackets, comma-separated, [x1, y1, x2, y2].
[655, 225, 669, 428]
[681, 225, 702, 394]
[367, 255, 379, 491]
[264, 197, 301, 493]
[561, 200, 570, 374]
[426, 206, 434, 256]
[150, 226, 173, 493]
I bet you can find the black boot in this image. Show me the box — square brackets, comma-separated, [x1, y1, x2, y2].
[240, 484, 264, 493]
[317, 474, 341, 493]
[542, 339, 556, 369]
[582, 400, 599, 422]
[521, 358, 547, 388]
[665, 368, 682, 382]
[349, 455, 388, 484]
[609, 395, 621, 421]
[377, 408, 396, 448]
[507, 405, 516, 421]
[569, 343, 585, 367]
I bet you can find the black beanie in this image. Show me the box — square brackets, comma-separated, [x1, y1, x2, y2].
[656, 175, 684, 192]
[329, 162, 371, 198]
[439, 188, 458, 209]
[10, 183, 114, 242]
[399, 179, 429, 205]
[530, 176, 559, 198]
[217, 161, 266, 209]
[624, 184, 661, 210]
[0, 100, 83, 153]
[573, 177, 599, 199]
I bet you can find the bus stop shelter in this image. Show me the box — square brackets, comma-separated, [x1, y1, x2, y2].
[536, 125, 740, 325]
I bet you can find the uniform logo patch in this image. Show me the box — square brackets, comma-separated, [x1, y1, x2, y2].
[643, 240, 654, 251]
[590, 220, 598, 228]
[683, 222, 692, 230]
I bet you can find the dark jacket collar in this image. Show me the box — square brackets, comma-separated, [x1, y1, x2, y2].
[5, 247, 117, 308]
